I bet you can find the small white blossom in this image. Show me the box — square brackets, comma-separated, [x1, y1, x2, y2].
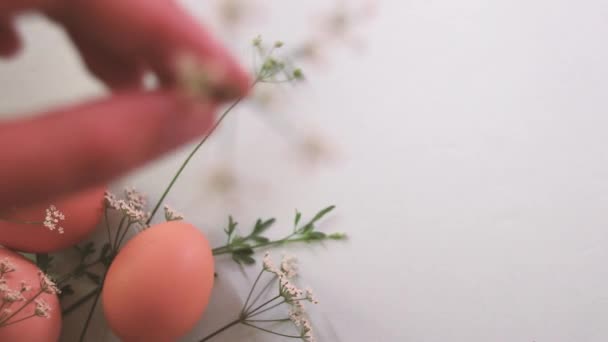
[38, 272, 60, 295]
[0, 258, 16, 275]
[34, 298, 51, 318]
[305, 287, 319, 304]
[262, 252, 280, 274]
[280, 255, 298, 278]
[105, 188, 149, 223]
[43, 205, 65, 234]
[163, 205, 184, 222]
[19, 281, 31, 293]
[2, 289, 25, 303]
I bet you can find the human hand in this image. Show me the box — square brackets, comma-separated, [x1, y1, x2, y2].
[0, 0, 250, 208]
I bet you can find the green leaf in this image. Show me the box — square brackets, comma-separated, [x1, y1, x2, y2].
[299, 205, 336, 233]
[233, 246, 254, 256]
[78, 242, 96, 261]
[294, 210, 302, 228]
[252, 236, 270, 244]
[85, 272, 101, 285]
[310, 205, 336, 225]
[232, 253, 256, 265]
[100, 243, 111, 259]
[253, 218, 275, 235]
[59, 285, 74, 299]
[308, 231, 327, 240]
[36, 253, 53, 273]
[224, 216, 238, 236]
[21, 253, 37, 263]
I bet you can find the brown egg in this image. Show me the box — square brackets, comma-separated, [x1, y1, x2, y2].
[0, 248, 61, 342]
[102, 221, 214, 342]
[0, 186, 106, 253]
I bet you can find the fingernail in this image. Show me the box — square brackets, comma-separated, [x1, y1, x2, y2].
[174, 53, 251, 102]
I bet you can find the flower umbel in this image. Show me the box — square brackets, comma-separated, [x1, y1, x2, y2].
[43, 205, 65, 234]
[0, 258, 57, 328]
[200, 253, 318, 342]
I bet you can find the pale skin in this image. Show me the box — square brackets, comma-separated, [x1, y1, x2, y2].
[0, 0, 250, 208]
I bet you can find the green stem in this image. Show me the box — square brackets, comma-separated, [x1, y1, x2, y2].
[244, 276, 276, 314]
[212, 235, 309, 256]
[146, 96, 246, 225]
[245, 318, 290, 323]
[199, 318, 242, 342]
[247, 300, 286, 319]
[241, 268, 264, 315]
[1, 314, 36, 327]
[242, 322, 301, 339]
[246, 295, 282, 316]
[0, 289, 43, 325]
[0, 218, 42, 225]
[78, 273, 106, 342]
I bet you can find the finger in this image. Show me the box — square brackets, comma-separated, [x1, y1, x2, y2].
[64, 24, 145, 90]
[0, 91, 216, 208]
[0, 19, 20, 57]
[49, 0, 251, 98]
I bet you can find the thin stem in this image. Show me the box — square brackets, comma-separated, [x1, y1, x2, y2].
[242, 322, 301, 339]
[246, 295, 281, 316]
[244, 276, 276, 314]
[116, 221, 136, 249]
[1, 290, 43, 324]
[112, 216, 127, 252]
[247, 300, 286, 319]
[245, 318, 290, 323]
[103, 208, 112, 248]
[62, 287, 99, 316]
[1, 313, 36, 327]
[146, 96, 246, 225]
[212, 235, 308, 256]
[0, 218, 42, 225]
[78, 274, 105, 342]
[199, 318, 242, 342]
[241, 269, 264, 315]
[146, 79, 260, 225]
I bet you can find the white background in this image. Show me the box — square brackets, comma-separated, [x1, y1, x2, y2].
[2, 1, 608, 341]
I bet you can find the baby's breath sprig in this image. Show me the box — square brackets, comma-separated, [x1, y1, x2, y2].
[200, 253, 318, 342]
[212, 205, 346, 265]
[147, 37, 304, 225]
[0, 205, 66, 234]
[0, 258, 59, 329]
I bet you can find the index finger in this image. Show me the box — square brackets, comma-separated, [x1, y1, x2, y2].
[48, 0, 251, 97]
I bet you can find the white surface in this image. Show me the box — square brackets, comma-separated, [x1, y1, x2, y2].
[2, 1, 608, 341]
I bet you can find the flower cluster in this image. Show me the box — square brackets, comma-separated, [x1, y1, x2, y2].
[163, 205, 184, 222]
[262, 252, 317, 342]
[43, 205, 65, 234]
[0, 258, 58, 328]
[104, 188, 149, 223]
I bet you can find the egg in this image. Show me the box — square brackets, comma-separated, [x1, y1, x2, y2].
[0, 247, 61, 342]
[0, 186, 106, 253]
[102, 221, 214, 341]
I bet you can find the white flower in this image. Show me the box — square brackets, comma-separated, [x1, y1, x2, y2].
[34, 298, 51, 318]
[280, 255, 298, 278]
[0, 258, 16, 275]
[2, 289, 24, 303]
[43, 205, 65, 234]
[262, 252, 280, 274]
[163, 205, 184, 222]
[105, 188, 149, 223]
[38, 272, 60, 295]
[19, 281, 31, 293]
[305, 287, 319, 304]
